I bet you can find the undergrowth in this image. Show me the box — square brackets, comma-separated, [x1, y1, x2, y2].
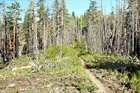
[77, 46, 140, 92]
[0, 44, 97, 92]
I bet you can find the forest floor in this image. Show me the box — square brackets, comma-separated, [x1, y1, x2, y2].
[0, 45, 98, 93]
[0, 45, 140, 93]
[78, 48, 140, 93]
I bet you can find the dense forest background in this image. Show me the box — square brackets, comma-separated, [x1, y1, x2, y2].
[0, 0, 140, 62]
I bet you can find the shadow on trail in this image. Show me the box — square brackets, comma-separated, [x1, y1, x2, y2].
[84, 59, 140, 80]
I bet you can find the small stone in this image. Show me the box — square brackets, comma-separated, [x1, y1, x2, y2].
[8, 84, 16, 88]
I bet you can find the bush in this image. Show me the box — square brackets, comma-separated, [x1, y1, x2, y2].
[60, 45, 76, 57]
[44, 45, 59, 59]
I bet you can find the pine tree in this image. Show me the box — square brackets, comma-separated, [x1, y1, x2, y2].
[0, 0, 6, 62]
[46, 6, 50, 48]
[37, 0, 46, 49]
[22, 8, 32, 54]
[60, 0, 70, 44]
[86, 0, 98, 53]
[6, 1, 22, 59]
[52, 0, 59, 44]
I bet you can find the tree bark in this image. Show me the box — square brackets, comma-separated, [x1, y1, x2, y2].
[9, 33, 13, 60]
[31, 0, 34, 53]
[13, 0, 17, 58]
[2, 0, 6, 62]
[46, 11, 49, 47]
[53, 13, 55, 44]
[43, 15, 46, 50]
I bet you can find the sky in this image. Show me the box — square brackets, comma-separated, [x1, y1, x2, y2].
[4, 0, 118, 22]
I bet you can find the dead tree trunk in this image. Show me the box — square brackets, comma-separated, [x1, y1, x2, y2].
[31, 0, 34, 53]
[25, 27, 29, 54]
[13, 0, 17, 58]
[46, 10, 49, 47]
[9, 33, 13, 60]
[39, 21, 43, 49]
[135, 0, 138, 56]
[31, 0, 38, 56]
[1, 0, 6, 62]
[132, 2, 135, 54]
[53, 13, 56, 44]
[43, 14, 46, 50]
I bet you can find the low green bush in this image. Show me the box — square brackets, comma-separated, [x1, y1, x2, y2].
[44, 45, 59, 59]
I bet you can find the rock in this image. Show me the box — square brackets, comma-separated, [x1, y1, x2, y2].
[8, 84, 16, 88]
[47, 83, 53, 88]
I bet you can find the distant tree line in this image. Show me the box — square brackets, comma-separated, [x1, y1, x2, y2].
[0, 0, 140, 63]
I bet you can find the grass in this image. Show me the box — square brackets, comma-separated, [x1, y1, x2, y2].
[0, 86, 6, 90]
[15, 88, 19, 93]
[0, 63, 7, 70]
[16, 62, 29, 68]
[77, 48, 140, 92]
[40, 79, 51, 87]
[0, 45, 97, 92]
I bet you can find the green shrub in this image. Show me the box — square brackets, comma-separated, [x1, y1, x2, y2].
[28, 54, 36, 60]
[0, 86, 6, 90]
[44, 45, 59, 59]
[60, 45, 75, 57]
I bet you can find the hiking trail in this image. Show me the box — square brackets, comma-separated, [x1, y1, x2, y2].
[78, 56, 113, 93]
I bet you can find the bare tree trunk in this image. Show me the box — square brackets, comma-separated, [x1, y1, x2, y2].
[56, 11, 61, 45]
[13, 0, 17, 58]
[46, 11, 49, 47]
[33, 22, 38, 55]
[135, 0, 138, 56]
[26, 27, 29, 54]
[122, 0, 126, 55]
[111, 19, 116, 52]
[31, 0, 34, 53]
[53, 13, 55, 44]
[40, 21, 43, 49]
[132, 2, 135, 54]
[117, 1, 120, 53]
[29, 24, 32, 53]
[9, 33, 13, 60]
[43, 16, 46, 50]
[1, 0, 6, 62]
[124, 28, 127, 54]
[15, 29, 19, 57]
[100, 0, 105, 52]
[61, 7, 65, 44]
[31, 0, 38, 57]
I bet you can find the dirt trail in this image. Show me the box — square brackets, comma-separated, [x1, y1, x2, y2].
[78, 57, 113, 93]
